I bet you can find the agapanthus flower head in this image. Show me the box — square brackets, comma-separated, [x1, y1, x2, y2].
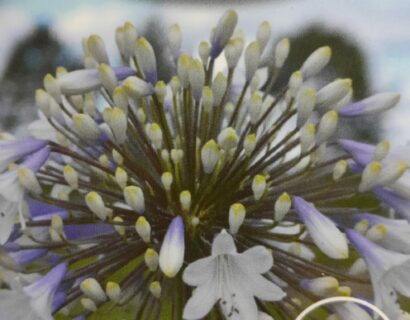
[0, 9, 408, 319]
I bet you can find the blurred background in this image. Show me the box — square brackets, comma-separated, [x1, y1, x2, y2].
[0, 0, 409, 145]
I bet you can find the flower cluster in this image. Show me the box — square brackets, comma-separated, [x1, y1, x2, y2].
[0, 9, 409, 320]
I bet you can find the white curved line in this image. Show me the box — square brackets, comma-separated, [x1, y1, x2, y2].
[295, 296, 390, 320]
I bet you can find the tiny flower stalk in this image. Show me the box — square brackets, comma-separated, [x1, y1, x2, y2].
[0, 9, 407, 320]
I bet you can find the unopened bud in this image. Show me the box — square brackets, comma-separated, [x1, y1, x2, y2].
[229, 203, 246, 234]
[252, 175, 267, 201]
[124, 186, 145, 214]
[274, 192, 291, 221]
[136, 216, 151, 242]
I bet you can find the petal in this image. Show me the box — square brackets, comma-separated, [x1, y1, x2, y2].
[234, 291, 258, 320]
[236, 246, 273, 274]
[183, 282, 218, 320]
[0, 198, 18, 244]
[212, 229, 237, 255]
[293, 196, 349, 259]
[248, 274, 286, 301]
[183, 256, 216, 286]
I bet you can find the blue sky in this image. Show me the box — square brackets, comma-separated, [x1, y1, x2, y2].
[1, 0, 410, 144]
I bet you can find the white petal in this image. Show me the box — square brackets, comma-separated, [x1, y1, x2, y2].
[183, 256, 216, 286]
[235, 246, 273, 274]
[183, 281, 218, 320]
[248, 274, 286, 301]
[0, 198, 17, 244]
[212, 229, 237, 255]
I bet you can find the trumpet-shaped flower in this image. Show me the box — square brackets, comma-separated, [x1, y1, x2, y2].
[347, 229, 410, 319]
[183, 230, 285, 319]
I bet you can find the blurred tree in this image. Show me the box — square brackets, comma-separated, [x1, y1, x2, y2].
[0, 23, 81, 132]
[275, 25, 380, 142]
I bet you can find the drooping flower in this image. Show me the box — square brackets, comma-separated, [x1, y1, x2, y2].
[346, 229, 410, 319]
[0, 263, 67, 320]
[0, 9, 408, 319]
[182, 230, 285, 319]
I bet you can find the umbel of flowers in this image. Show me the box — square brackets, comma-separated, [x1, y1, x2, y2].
[0, 9, 409, 320]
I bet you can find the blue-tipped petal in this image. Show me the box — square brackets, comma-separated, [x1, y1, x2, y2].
[292, 196, 349, 259]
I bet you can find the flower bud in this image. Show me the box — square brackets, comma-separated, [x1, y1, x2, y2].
[189, 59, 205, 101]
[201, 140, 220, 174]
[161, 172, 173, 191]
[339, 92, 400, 117]
[115, 167, 128, 189]
[229, 203, 246, 234]
[225, 38, 243, 69]
[210, 10, 238, 58]
[248, 92, 263, 125]
[85, 191, 109, 220]
[81, 298, 97, 312]
[212, 72, 227, 106]
[124, 186, 145, 214]
[17, 167, 42, 194]
[80, 278, 107, 302]
[244, 134, 257, 156]
[316, 110, 338, 145]
[300, 122, 316, 153]
[113, 86, 129, 114]
[73, 114, 100, 140]
[354, 219, 369, 235]
[358, 161, 381, 192]
[300, 46, 332, 79]
[123, 76, 154, 98]
[333, 160, 347, 181]
[149, 281, 162, 298]
[180, 190, 192, 211]
[366, 223, 387, 241]
[113, 216, 126, 236]
[274, 192, 291, 221]
[317, 79, 352, 108]
[44, 73, 61, 104]
[146, 123, 163, 149]
[256, 21, 271, 52]
[106, 281, 121, 303]
[110, 107, 127, 144]
[159, 216, 185, 277]
[171, 149, 183, 163]
[373, 140, 390, 161]
[198, 41, 210, 66]
[300, 276, 339, 297]
[274, 38, 290, 69]
[98, 64, 117, 94]
[177, 53, 191, 88]
[296, 87, 316, 126]
[244, 41, 260, 81]
[63, 165, 78, 189]
[87, 35, 109, 64]
[217, 127, 238, 150]
[252, 175, 267, 201]
[288, 70, 303, 98]
[169, 24, 182, 58]
[35, 89, 51, 117]
[136, 216, 151, 242]
[144, 248, 159, 271]
[202, 86, 214, 113]
[135, 37, 157, 84]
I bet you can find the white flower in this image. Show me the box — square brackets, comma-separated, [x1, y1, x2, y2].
[347, 229, 410, 319]
[182, 230, 285, 320]
[0, 263, 67, 320]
